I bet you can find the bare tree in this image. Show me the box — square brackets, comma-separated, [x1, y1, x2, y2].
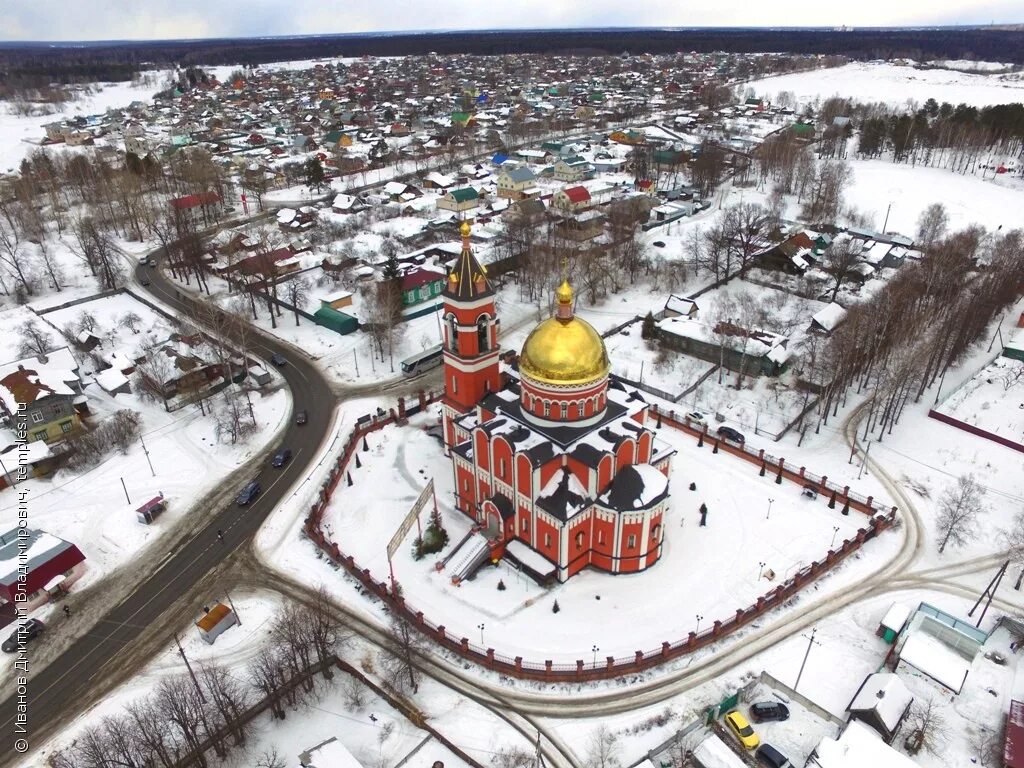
[491, 746, 534, 768]
[283, 275, 312, 326]
[905, 697, 949, 756]
[199, 663, 252, 747]
[379, 615, 422, 695]
[17, 319, 56, 359]
[1002, 509, 1024, 589]
[255, 748, 287, 768]
[585, 725, 621, 768]
[935, 474, 986, 554]
[820, 239, 861, 303]
[155, 675, 210, 768]
[916, 203, 949, 250]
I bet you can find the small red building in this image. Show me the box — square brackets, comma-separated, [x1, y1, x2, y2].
[0, 527, 86, 608]
[442, 224, 673, 582]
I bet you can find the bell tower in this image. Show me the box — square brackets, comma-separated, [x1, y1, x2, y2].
[441, 222, 500, 448]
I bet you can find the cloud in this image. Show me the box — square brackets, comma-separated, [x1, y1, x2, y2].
[2, 0, 1019, 41]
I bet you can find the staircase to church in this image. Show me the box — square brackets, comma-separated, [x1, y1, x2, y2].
[447, 532, 491, 585]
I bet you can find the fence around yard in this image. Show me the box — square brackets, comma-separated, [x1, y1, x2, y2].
[299, 391, 897, 683]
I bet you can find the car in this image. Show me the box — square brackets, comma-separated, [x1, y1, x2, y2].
[137, 254, 149, 265]
[755, 743, 793, 768]
[1, 619, 45, 653]
[295, 409, 308, 426]
[146, 258, 156, 267]
[749, 701, 790, 723]
[717, 425, 745, 444]
[140, 277, 151, 287]
[685, 411, 707, 427]
[652, 240, 666, 248]
[271, 448, 292, 468]
[236, 480, 261, 506]
[270, 353, 287, 366]
[725, 710, 760, 750]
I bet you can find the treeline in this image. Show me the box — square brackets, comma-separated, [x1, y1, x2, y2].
[806, 206, 1024, 439]
[0, 62, 139, 94]
[47, 592, 347, 768]
[0, 26, 1021, 70]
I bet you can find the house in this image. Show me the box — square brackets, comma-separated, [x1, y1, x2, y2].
[436, 187, 480, 214]
[551, 186, 592, 213]
[656, 316, 792, 378]
[0, 438, 55, 489]
[496, 165, 538, 200]
[664, 295, 699, 319]
[556, 210, 604, 242]
[846, 672, 914, 743]
[552, 156, 594, 182]
[0, 527, 86, 611]
[196, 603, 238, 644]
[0, 348, 83, 445]
[759, 231, 816, 274]
[809, 303, 847, 336]
[299, 737, 363, 768]
[139, 335, 227, 405]
[422, 171, 456, 190]
[331, 193, 367, 214]
[400, 267, 446, 308]
[691, 734, 746, 768]
[170, 191, 222, 225]
[893, 602, 987, 694]
[808, 720, 917, 768]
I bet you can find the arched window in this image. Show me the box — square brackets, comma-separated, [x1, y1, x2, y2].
[543, 401, 551, 417]
[575, 531, 585, 549]
[476, 315, 489, 354]
[651, 524, 662, 541]
[446, 314, 459, 353]
[560, 402, 568, 420]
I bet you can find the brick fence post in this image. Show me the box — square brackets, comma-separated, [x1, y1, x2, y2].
[415, 611, 424, 625]
[460, 638, 469, 653]
[756, 596, 764, 611]
[635, 650, 644, 665]
[798, 466, 805, 478]
[487, 648, 495, 663]
[866, 495, 874, 508]
[688, 631, 696, 647]
[606, 656, 615, 671]
[820, 475, 828, 492]
[515, 656, 522, 673]
[398, 397, 406, 420]
[713, 620, 722, 636]
[736, 608, 744, 623]
[576, 660, 584, 674]
[437, 625, 445, 640]
[545, 660, 552, 675]
[662, 641, 671, 656]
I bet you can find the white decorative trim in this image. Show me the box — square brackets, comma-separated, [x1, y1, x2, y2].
[444, 351, 500, 373]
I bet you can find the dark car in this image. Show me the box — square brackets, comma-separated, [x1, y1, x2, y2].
[295, 409, 308, 426]
[271, 448, 292, 468]
[2, 619, 45, 653]
[755, 743, 793, 768]
[717, 425, 745, 444]
[270, 353, 287, 366]
[750, 701, 790, 723]
[140, 276, 151, 286]
[236, 480, 261, 506]
[652, 240, 666, 248]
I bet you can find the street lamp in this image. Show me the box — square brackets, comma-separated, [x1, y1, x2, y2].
[696, 614, 704, 634]
[766, 498, 775, 520]
[592, 644, 600, 667]
[831, 526, 841, 549]
[477, 623, 485, 647]
[758, 561, 766, 579]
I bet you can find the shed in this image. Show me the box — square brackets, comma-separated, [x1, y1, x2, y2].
[249, 365, 271, 386]
[314, 306, 359, 335]
[299, 736, 363, 768]
[691, 734, 746, 768]
[136, 493, 167, 525]
[196, 603, 237, 644]
[846, 672, 913, 742]
[878, 602, 911, 642]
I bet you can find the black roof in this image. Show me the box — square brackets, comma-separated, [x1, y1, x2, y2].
[487, 493, 515, 520]
[536, 468, 590, 522]
[601, 465, 668, 512]
[442, 243, 494, 301]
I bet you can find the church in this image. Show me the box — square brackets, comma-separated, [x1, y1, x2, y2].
[441, 222, 674, 583]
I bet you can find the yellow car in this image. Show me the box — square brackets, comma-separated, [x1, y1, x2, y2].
[725, 710, 760, 750]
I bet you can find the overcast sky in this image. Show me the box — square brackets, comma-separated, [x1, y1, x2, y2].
[3, 0, 1021, 42]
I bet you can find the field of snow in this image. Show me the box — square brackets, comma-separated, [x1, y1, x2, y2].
[311, 409, 880, 663]
[841, 158, 1024, 234]
[934, 354, 1024, 449]
[747, 61, 1024, 110]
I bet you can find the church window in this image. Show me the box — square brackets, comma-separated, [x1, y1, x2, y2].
[446, 315, 459, 353]
[627, 534, 637, 549]
[451, 376, 458, 394]
[651, 524, 661, 540]
[544, 533, 552, 548]
[543, 401, 550, 417]
[521, 517, 529, 533]
[499, 458, 506, 477]
[560, 402, 568, 419]
[575, 531, 585, 549]
[597, 530, 605, 545]
[477, 315, 489, 353]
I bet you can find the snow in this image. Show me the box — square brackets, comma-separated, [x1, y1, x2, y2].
[302, 737, 363, 768]
[847, 673, 913, 731]
[811, 303, 847, 333]
[505, 539, 555, 576]
[898, 631, 972, 693]
[748, 61, 1024, 110]
[880, 602, 911, 633]
[812, 719, 917, 768]
[933, 354, 1024, 447]
[692, 734, 746, 768]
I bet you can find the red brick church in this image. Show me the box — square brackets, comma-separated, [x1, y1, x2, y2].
[441, 222, 673, 582]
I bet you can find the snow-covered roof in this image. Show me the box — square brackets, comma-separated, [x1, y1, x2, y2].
[899, 631, 971, 692]
[692, 734, 746, 768]
[302, 738, 363, 768]
[95, 368, 130, 393]
[0, 528, 78, 588]
[813, 720, 917, 768]
[505, 539, 556, 576]
[848, 672, 913, 731]
[812, 302, 848, 332]
[881, 602, 911, 632]
[0, 349, 80, 413]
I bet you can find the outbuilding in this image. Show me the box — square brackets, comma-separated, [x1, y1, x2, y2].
[196, 603, 237, 644]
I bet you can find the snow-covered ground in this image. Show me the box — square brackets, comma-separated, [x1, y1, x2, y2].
[934, 354, 1024, 448]
[747, 61, 1024, 110]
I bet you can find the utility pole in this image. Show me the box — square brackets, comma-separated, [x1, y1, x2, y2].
[968, 560, 1008, 628]
[533, 730, 547, 768]
[120, 476, 131, 505]
[175, 633, 206, 702]
[225, 591, 241, 626]
[794, 628, 818, 692]
[882, 201, 892, 232]
[140, 434, 155, 477]
[858, 441, 873, 481]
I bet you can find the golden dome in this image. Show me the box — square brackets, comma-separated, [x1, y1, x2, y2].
[519, 315, 610, 386]
[555, 278, 573, 305]
[460, 221, 471, 237]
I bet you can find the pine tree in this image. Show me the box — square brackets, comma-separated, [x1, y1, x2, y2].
[641, 311, 657, 340]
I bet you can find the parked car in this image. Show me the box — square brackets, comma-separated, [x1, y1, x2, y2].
[137, 254, 149, 265]
[755, 743, 793, 768]
[685, 411, 707, 428]
[295, 410, 308, 426]
[717, 425, 745, 444]
[2, 619, 45, 653]
[236, 480, 261, 506]
[271, 448, 292, 468]
[724, 710, 760, 750]
[140, 277, 151, 287]
[749, 701, 790, 723]
[270, 353, 287, 366]
[652, 240, 666, 248]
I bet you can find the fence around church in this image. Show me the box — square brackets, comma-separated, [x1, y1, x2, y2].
[303, 393, 897, 682]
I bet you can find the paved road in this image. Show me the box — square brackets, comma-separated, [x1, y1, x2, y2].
[0, 256, 337, 766]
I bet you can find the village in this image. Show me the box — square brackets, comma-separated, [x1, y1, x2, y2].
[0, 40, 1021, 768]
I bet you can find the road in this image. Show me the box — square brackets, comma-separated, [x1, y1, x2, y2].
[0, 254, 340, 766]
